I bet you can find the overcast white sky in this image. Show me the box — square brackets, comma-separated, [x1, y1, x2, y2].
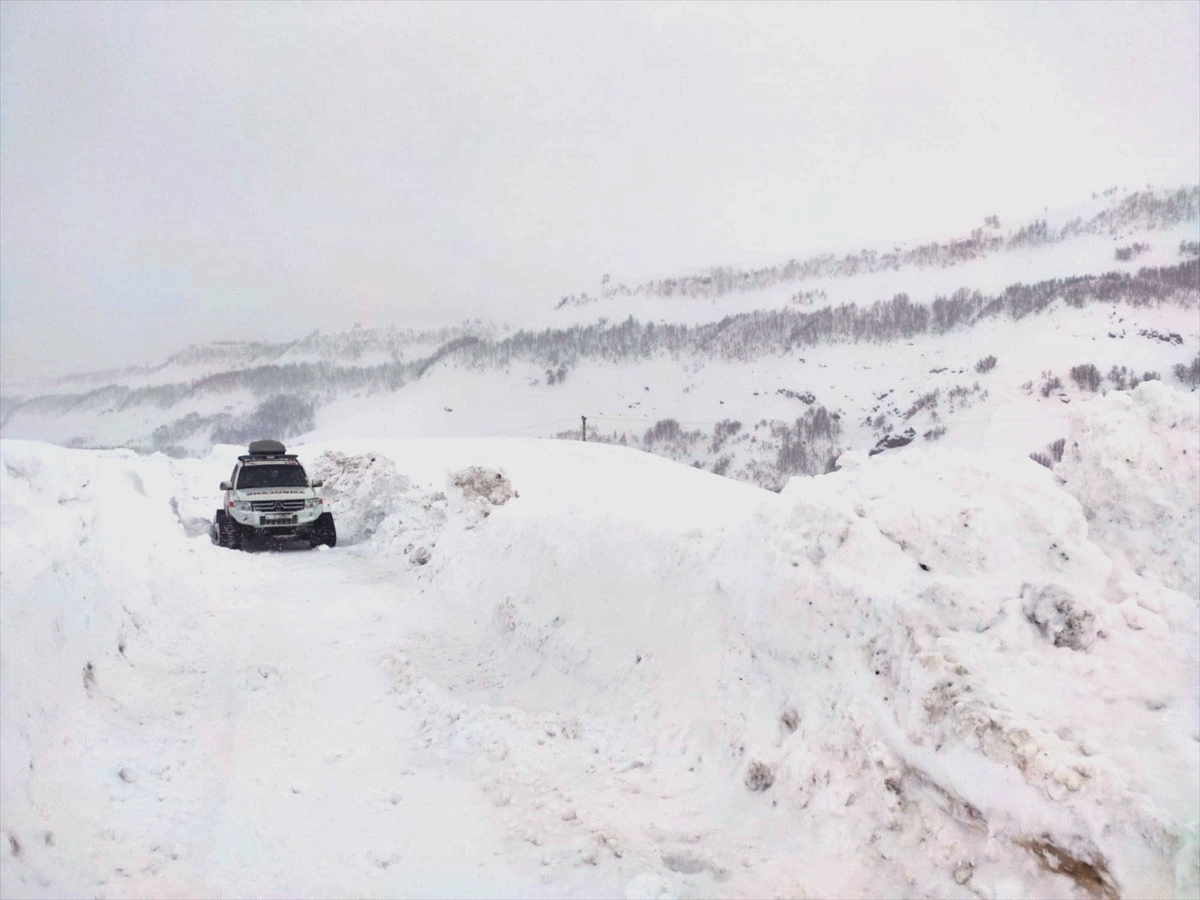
[2, 1, 1197, 380]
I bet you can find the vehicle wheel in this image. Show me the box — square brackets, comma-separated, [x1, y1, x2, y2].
[210, 510, 222, 545]
[217, 510, 243, 550]
[310, 512, 336, 548]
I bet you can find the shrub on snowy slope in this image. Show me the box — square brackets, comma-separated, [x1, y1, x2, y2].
[1174, 354, 1200, 389]
[1069, 363, 1102, 392]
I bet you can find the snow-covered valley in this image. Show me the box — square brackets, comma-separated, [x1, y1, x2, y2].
[3, 187, 1197, 492]
[2, 380, 1197, 898]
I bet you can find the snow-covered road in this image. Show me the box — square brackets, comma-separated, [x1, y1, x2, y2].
[140, 544, 534, 898]
[1, 442, 766, 898]
[3, 382, 1198, 898]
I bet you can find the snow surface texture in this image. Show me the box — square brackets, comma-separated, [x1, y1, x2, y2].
[1, 383, 1197, 899]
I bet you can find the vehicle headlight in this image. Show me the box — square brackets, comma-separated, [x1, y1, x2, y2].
[233, 500, 253, 510]
[305, 498, 320, 509]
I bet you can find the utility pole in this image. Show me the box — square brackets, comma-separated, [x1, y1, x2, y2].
[581, 415, 587, 442]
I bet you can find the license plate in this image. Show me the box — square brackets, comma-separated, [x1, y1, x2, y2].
[264, 515, 297, 525]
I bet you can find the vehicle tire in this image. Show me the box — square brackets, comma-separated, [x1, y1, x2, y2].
[217, 509, 243, 550]
[310, 512, 337, 548]
[210, 510, 222, 545]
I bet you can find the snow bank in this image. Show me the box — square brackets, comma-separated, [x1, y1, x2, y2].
[0, 442, 223, 896]
[298, 392, 1197, 896]
[1055, 380, 1200, 600]
[766, 445, 1197, 897]
[308, 449, 427, 545]
[1, 384, 1196, 898]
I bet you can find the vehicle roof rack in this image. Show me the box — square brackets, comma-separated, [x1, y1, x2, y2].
[238, 439, 299, 463]
[248, 439, 287, 456]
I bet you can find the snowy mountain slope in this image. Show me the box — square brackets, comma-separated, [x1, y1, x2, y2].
[0, 322, 499, 399]
[2, 382, 1197, 898]
[1, 186, 1196, 493]
[591, 186, 1199, 307]
[549, 218, 1199, 331]
[301, 295, 1197, 485]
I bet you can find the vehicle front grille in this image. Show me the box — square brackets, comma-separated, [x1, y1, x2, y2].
[250, 499, 306, 512]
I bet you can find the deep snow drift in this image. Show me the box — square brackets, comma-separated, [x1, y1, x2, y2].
[1, 382, 1197, 898]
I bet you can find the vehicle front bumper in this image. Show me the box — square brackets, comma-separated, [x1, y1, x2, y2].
[229, 506, 322, 533]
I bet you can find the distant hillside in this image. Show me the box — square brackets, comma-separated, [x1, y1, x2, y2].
[595, 185, 1198, 301]
[3, 186, 1197, 489]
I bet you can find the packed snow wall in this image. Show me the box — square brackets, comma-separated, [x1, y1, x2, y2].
[1, 382, 1196, 898]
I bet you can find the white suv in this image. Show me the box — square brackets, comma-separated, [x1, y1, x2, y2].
[211, 440, 336, 549]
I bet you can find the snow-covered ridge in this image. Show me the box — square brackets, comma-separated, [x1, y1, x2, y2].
[3, 262, 1196, 487]
[1, 187, 1197, 491]
[7, 185, 1196, 399]
[598, 185, 1199, 302]
[5, 322, 503, 397]
[2, 383, 1196, 897]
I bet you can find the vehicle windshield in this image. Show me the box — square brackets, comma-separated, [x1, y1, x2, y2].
[237, 464, 309, 489]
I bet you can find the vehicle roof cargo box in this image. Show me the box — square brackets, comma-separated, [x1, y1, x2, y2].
[248, 439, 287, 456]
